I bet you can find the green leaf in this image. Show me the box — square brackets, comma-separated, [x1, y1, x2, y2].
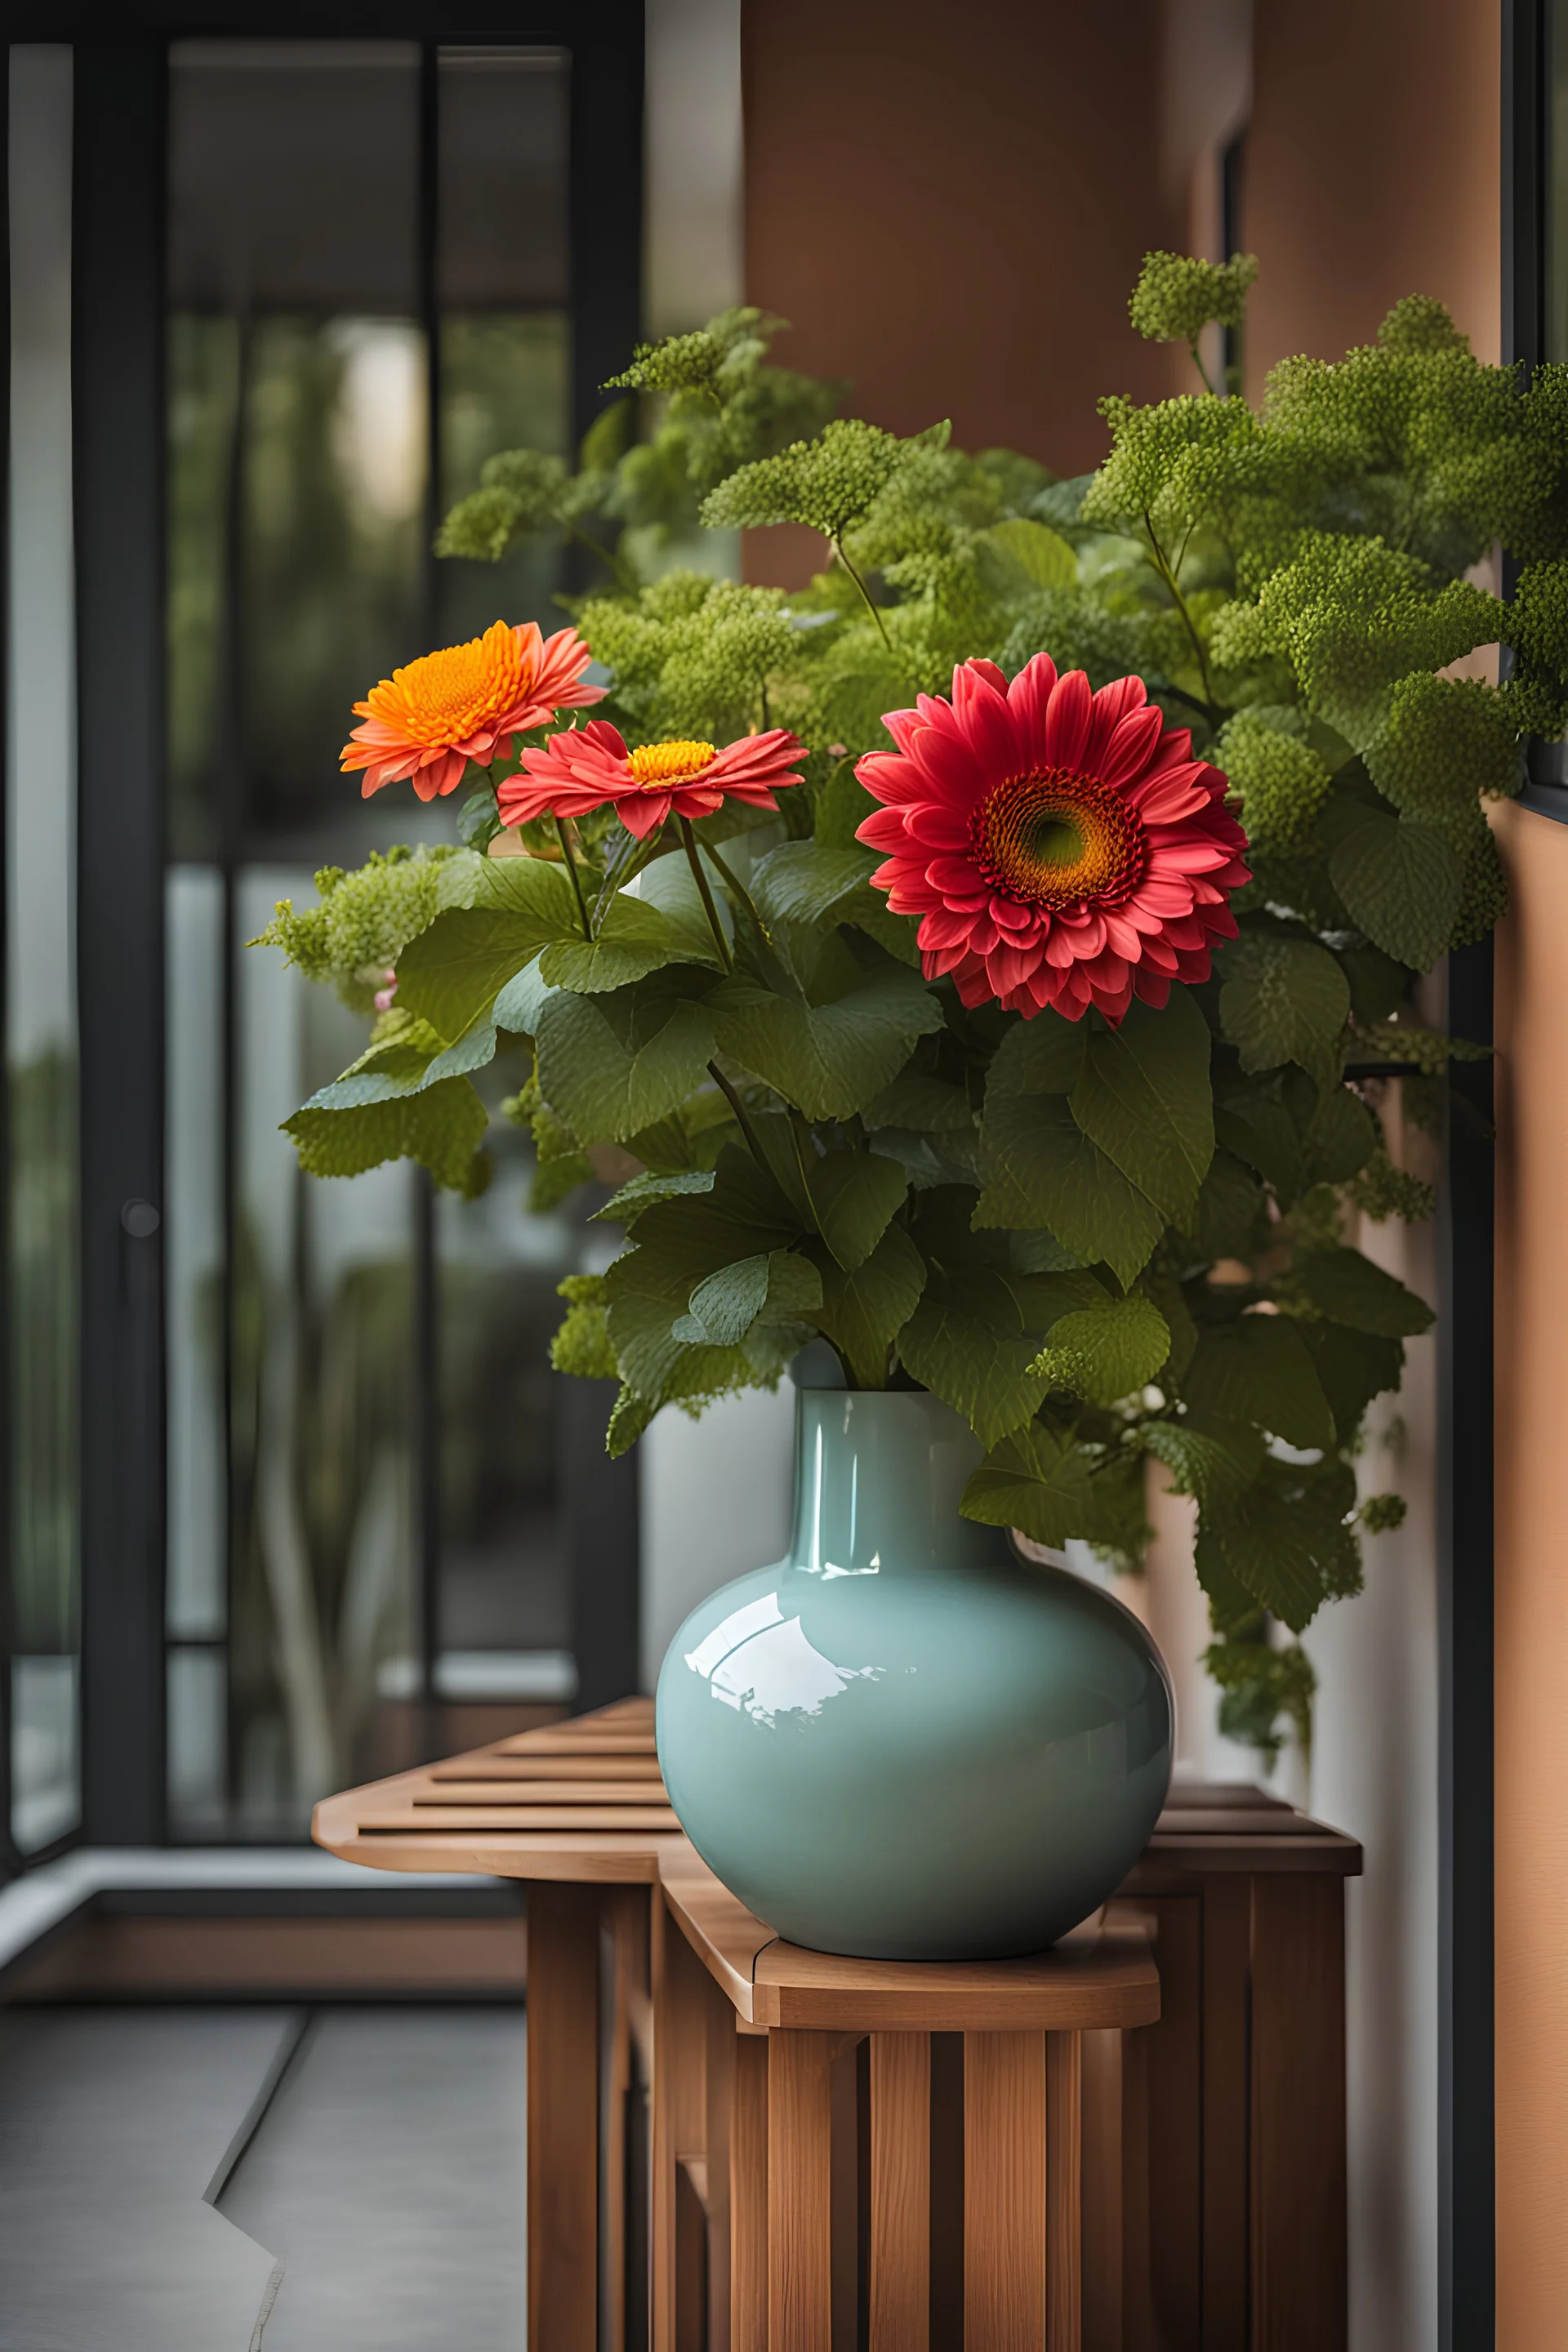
[1298, 1245, 1435, 1337]
[984, 1012, 1086, 1100]
[284, 1076, 490, 1196]
[1196, 1456, 1362, 1633]
[397, 881, 573, 1042]
[1327, 806, 1463, 969]
[960, 1422, 1110, 1548]
[975, 1094, 1165, 1286]
[1140, 1417, 1265, 1509]
[1300, 1085, 1378, 1185]
[862, 1071, 975, 1134]
[751, 843, 878, 928]
[802, 1150, 908, 1271]
[897, 1266, 1093, 1446]
[1213, 1085, 1306, 1205]
[493, 954, 559, 1037]
[1218, 935, 1350, 1076]
[1069, 987, 1214, 1222]
[606, 1384, 657, 1459]
[537, 978, 717, 1144]
[805, 1223, 926, 1388]
[1031, 1294, 1171, 1408]
[1182, 1147, 1268, 1258]
[1182, 1314, 1336, 1450]
[980, 517, 1077, 589]
[676, 1248, 823, 1346]
[1297, 1321, 1405, 1442]
[593, 1169, 717, 1223]
[706, 947, 942, 1120]
[538, 893, 722, 993]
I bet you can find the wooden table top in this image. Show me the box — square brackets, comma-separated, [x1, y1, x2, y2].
[314, 1698, 1360, 2029]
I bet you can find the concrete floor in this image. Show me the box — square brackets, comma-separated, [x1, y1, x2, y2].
[0, 2005, 527, 2352]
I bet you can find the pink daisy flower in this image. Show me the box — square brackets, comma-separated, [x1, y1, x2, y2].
[341, 620, 604, 803]
[854, 654, 1250, 1022]
[498, 722, 806, 841]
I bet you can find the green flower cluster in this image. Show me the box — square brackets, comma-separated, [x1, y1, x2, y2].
[261, 260, 1561, 1762]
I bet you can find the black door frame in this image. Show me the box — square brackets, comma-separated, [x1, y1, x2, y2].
[3, 5, 644, 1852]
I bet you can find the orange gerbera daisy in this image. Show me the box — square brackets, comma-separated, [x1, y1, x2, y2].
[341, 620, 604, 801]
[498, 720, 806, 840]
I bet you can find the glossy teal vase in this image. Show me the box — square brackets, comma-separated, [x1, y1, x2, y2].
[655, 1383, 1174, 1961]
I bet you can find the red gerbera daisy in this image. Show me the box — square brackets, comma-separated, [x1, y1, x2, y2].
[341, 620, 603, 802]
[854, 654, 1250, 1022]
[499, 721, 807, 841]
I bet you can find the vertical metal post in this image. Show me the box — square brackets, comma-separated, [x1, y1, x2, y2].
[74, 41, 168, 1843]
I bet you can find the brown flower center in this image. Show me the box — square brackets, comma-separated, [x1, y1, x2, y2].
[627, 738, 716, 788]
[972, 768, 1147, 910]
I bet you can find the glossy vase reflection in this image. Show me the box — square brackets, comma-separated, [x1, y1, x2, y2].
[655, 1386, 1174, 1961]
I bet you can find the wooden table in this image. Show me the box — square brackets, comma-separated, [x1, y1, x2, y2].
[315, 1698, 1361, 2350]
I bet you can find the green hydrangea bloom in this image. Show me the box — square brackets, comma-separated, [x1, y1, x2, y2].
[1129, 250, 1258, 346]
[1213, 707, 1332, 853]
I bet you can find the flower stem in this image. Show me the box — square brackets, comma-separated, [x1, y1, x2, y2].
[832, 536, 898, 662]
[707, 1058, 767, 1165]
[698, 837, 769, 938]
[555, 817, 594, 940]
[1142, 509, 1218, 719]
[1188, 341, 1220, 398]
[678, 814, 734, 973]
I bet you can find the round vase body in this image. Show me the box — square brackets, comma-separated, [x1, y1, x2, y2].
[655, 1387, 1174, 1961]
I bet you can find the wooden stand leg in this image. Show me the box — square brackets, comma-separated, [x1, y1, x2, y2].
[528, 1883, 601, 2352]
[731, 2030, 768, 2352]
[870, 2032, 930, 2351]
[1079, 2029, 1123, 2352]
[964, 2029, 1046, 2352]
[1046, 2031, 1082, 2352]
[768, 2030, 833, 2352]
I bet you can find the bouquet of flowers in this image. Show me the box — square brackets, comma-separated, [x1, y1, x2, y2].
[261, 253, 1568, 1757]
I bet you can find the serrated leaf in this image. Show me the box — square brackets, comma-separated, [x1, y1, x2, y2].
[751, 842, 878, 927]
[985, 1011, 1086, 1099]
[1214, 1086, 1306, 1205]
[1218, 935, 1350, 1076]
[1031, 1294, 1171, 1407]
[801, 1150, 908, 1271]
[1140, 1418, 1265, 1508]
[862, 1071, 975, 1134]
[1182, 1146, 1268, 1258]
[706, 955, 942, 1120]
[896, 1267, 1092, 1446]
[538, 893, 722, 993]
[593, 1169, 717, 1223]
[981, 517, 1077, 589]
[1300, 1085, 1378, 1185]
[398, 888, 572, 1043]
[606, 1383, 657, 1459]
[676, 1248, 824, 1346]
[537, 979, 716, 1144]
[1297, 1321, 1405, 1441]
[1182, 1314, 1335, 1450]
[284, 1076, 490, 1195]
[1328, 806, 1463, 968]
[1070, 987, 1214, 1221]
[960, 1422, 1108, 1548]
[1196, 1456, 1362, 1632]
[805, 1223, 926, 1387]
[1298, 1245, 1434, 1336]
[975, 1094, 1165, 1285]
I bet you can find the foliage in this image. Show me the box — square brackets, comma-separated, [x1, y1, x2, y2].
[257, 262, 1557, 1761]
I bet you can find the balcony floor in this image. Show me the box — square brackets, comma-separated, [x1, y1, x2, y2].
[0, 2004, 527, 2350]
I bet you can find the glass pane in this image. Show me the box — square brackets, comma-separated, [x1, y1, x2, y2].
[165, 40, 582, 1832]
[7, 45, 80, 1855]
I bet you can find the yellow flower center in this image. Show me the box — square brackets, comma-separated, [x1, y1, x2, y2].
[626, 738, 717, 788]
[973, 768, 1146, 909]
[363, 620, 525, 747]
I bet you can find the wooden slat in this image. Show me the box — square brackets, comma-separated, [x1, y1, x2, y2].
[1202, 1877, 1253, 2351]
[869, 2032, 929, 2352]
[768, 2033, 833, 2352]
[1079, 2029, 1123, 2352]
[427, 1755, 666, 1783]
[353, 1806, 684, 1832]
[413, 1780, 671, 1806]
[731, 2029, 768, 2352]
[1250, 1876, 1348, 2350]
[661, 1840, 780, 2020]
[964, 2031, 1046, 2351]
[1045, 2032, 1081, 2352]
[751, 1925, 1160, 2034]
[528, 1884, 600, 2352]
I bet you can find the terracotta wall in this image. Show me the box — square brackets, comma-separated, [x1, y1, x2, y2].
[1244, 0, 1501, 372]
[1490, 801, 1568, 2350]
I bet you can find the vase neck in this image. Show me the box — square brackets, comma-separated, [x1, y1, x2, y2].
[788, 1389, 1000, 1576]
